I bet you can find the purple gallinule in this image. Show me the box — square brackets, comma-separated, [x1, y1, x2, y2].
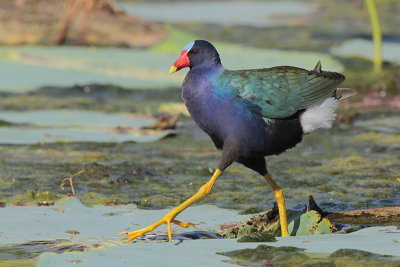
[121, 40, 354, 241]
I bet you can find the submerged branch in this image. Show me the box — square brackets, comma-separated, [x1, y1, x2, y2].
[327, 206, 400, 225]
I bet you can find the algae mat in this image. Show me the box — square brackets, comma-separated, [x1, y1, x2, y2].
[1, 112, 400, 211]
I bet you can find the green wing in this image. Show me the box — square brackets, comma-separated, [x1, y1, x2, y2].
[216, 63, 345, 119]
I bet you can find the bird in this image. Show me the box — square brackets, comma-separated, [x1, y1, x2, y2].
[121, 40, 355, 242]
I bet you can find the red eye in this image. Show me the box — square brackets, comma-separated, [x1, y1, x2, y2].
[192, 49, 199, 55]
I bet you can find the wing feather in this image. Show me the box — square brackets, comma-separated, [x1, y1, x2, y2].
[216, 63, 345, 119]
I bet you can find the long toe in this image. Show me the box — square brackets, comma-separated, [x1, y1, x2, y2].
[171, 219, 196, 228]
[120, 222, 162, 241]
[119, 169, 223, 242]
[122, 231, 148, 242]
[120, 229, 150, 241]
[120, 213, 179, 242]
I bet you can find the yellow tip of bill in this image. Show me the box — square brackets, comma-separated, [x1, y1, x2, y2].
[169, 66, 177, 74]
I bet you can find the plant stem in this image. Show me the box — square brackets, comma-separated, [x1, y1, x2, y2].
[365, 0, 382, 72]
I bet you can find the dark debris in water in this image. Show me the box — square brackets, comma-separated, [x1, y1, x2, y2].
[65, 230, 80, 235]
[141, 114, 179, 130]
[136, 231, 222, 242]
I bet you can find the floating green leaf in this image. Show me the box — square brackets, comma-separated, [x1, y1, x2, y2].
[0, 43, 343, 93]
[288, 210, 337, 236]
[0, 110, 176, 144]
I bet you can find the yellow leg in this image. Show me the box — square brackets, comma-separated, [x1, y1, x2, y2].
[264, 174, 289, 237]
[120, 169, 222, 242]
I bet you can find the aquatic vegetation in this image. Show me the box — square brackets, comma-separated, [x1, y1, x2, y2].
[219, 246, 400, 267]
[353, 132, 400, 145]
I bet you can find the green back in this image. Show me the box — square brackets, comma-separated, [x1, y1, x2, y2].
[215, 64, 345, 119]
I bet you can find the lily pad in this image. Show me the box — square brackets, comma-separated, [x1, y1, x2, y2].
[0, 42, 343, 93]
[0, 110, 154, 128]
[0, 46, 181, 92]
[331, 38, 400, 65]
[120, 1, 315, 28]
[0, 110, 176, 144]
[288, 210, 337, 236]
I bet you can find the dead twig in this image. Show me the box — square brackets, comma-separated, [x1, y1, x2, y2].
[61, 170, 85, 196]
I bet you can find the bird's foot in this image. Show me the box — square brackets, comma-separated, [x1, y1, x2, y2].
[120, 212, 196, 242]
[120, 170, 222, 242]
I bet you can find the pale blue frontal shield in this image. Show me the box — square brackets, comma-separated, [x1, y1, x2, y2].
[182, 41, 195, 51]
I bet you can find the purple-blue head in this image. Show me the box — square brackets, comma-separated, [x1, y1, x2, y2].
[169, 40, 221, 74]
